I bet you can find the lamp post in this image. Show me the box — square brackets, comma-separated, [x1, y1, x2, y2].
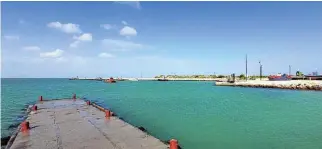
[246, 54, 248, 81]
[259, 61, 262, 80]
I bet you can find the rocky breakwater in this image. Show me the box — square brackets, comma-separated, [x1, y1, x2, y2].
[215, 80, 322, 91]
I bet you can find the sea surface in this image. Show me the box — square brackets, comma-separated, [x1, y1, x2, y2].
[2, 78, 322, 149]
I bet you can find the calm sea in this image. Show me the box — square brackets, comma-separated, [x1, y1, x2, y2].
[2, 78, 322, 149]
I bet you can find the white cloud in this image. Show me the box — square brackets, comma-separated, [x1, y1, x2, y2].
[3, 35, 19, 40]
[98, 53, 115, 58]
[70, 33, 92, 48]
[73, 33, 92, 41]
[70, 41, 80, 48]
[47, 22, 82, 34]
[115, 1, 141, 10]
[100, 24, 113, 30]
[122, 21, 128, 25]
[102, 39, 144, 51]
[40, 49, 64, 58]
[23, 46, 41, 51]
[120, 26, 137, 37]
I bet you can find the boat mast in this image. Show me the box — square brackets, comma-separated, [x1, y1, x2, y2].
[246, 54, 248, 81]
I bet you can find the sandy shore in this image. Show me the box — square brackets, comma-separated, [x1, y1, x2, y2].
[216, 80, 322, 91]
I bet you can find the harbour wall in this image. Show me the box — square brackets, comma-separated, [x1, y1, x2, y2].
[215, 80, 322, 91]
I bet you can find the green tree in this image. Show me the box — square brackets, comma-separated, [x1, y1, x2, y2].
[217, 75, 225, 78]
[239, 74, 246, 80]
[296, 71, 303, 77]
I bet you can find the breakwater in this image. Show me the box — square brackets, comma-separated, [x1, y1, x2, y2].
[215, 80, 322, 91]
[74, 77, 226, 82]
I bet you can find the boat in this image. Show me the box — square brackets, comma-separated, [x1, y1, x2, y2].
[116, 78, 125, 81]
[157, 76, 168, 81]
[268, 73, 292, 81]
[69, 76, 79, 80]
[104, 77, 116, 83]
[95, 77, 103, 81]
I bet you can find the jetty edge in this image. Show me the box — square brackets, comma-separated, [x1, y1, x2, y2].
[5, 95, 180, 149]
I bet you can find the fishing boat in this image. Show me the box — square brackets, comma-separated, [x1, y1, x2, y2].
[268, 73, 292, 81]
[104, 77, 116, 83]
[157, 76, 168, 81]
[116, 78, 125, 81]
[69, 76, 79, 80]
[95, 77, 103, 81]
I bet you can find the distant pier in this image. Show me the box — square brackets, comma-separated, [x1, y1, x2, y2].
[71, 77, 226, 82]
[6, 97, 174, 149]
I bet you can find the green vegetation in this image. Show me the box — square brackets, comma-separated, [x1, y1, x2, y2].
[296, 71, 304, 77]
[217, 75, 226, 78]
[239, 74, 246, 80]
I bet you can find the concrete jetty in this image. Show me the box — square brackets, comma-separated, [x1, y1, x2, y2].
[215, 80, 322, 91]
[72, 77, 226, 82]
[6, 98, 169, 149]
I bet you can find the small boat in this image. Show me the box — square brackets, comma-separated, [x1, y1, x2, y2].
[157, 79, 168, 81]
[268, 73, 292, 81]
[116, 78, 125, 81]
[157, 76, 168, 81]
[104, 77, 116, 83]
[69, 76, 79, 80]
[95, 77, 103, 81]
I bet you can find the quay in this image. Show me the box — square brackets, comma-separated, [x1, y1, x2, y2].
[5, 96, 177, 149]
[215, 80, 322, 91]
[72, 77, 226, 82]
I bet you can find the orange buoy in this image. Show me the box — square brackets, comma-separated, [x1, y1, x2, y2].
[86, 101, 91, 105]
[39, 96, 43, 101]
[105, 110, 111, 118]
[32, 105, 38, 111]
[170, 139, 178, 149]
[21, 121, 30, 132]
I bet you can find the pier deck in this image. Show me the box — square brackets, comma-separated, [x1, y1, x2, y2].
[7, 99, 168, 149]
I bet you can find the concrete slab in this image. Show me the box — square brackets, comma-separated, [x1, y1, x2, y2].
[8, 99, 168, 149]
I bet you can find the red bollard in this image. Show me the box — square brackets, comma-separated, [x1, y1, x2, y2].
[21, 121, 30, 132]
[86, 101, 91, 105]
[170, 139, 178, 149]
[72, 94, 76, 101]
[105, 110, 111, 118]
[32, 105, 38, 111]
[39, 96, 43, 101]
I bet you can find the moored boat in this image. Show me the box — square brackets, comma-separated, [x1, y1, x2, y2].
[104, 77, 116, 83]
[157, 76, 168, 81]
[268, 73, 292, 81]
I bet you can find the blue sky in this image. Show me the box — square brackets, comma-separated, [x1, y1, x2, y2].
[2, 2, 322, 78]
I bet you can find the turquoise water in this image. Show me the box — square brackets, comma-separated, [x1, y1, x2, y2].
[2, 78, 322, 149]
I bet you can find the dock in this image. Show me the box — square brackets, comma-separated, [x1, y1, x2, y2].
[6, 97, 171, 149]
[215, 80, 322, 91]
[72, 77, 226, 82]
